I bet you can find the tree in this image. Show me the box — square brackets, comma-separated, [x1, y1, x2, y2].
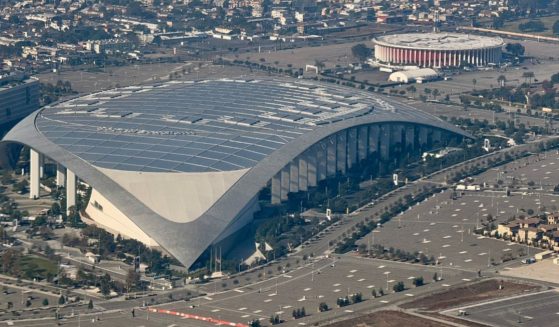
[99, 273, 112, 297]
[58, 295, 66, 305]
[393, 281, 405, 292]
[42, 298, 49, 306]
[406, 85, 417, 99]
[413, 276, 424, 287]
[249, 320, 261, 327]
[472, 78, 477, 90]
[318, 302, 329, 312]
[505, 43, 525, 57]
[371, 289, 377, 298]
[519, 20, 545, 32]
[497, 75, 507, 88]
[351, 44, 372, 62]
[88, 299, 94, 310]
[522, 71, 535, 84]
[432, 89, 440, 101]
[126, 269, 141, 292]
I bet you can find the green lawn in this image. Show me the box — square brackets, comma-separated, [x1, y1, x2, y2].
[19, 256, 58, 280]
[499, 15, 559, 37]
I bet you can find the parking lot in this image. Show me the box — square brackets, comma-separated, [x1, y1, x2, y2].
[442, 289, 559, 327]
[148, 254, 474, 326]
[357, 150, 559, 272]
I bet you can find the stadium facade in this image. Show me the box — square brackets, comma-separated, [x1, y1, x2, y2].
[2, 78, 472, 269]
[373, 32, 503, 68]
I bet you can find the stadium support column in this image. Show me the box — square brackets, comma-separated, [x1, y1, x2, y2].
[405, 125, 415, 153]
[29, 149, 40, 200]
[326, 136, 336, 177]
[368, 125, 379, 155]
[317, 142, 327, 182]
[298, 156, 308, 192]
[66, 169, 76, 215]
[418, 126, 429, 152]
[56, 163, 66, 187]
[347, 128, 357, 170]
[307, 147, 317, 188]
[289, 161, 299, 193]
[271, 172, 281, 204]
[39, 155, 44, 179]
[379, 125, 390, 160]
[432, 129, 442, 147]
[280, 165, 290, 202]
[357, 126, 368, 162]
[336, 131, 347, 174]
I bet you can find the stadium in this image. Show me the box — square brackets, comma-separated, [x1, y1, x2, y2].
[373, 32, 504, 68]
[2, 78, 472, 269]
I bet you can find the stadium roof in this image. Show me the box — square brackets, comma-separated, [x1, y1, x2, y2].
[36, 78, 453, 173]
[374, 32, 504, 51]
[4, 78, 473, 269]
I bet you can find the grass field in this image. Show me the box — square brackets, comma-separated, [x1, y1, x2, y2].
[499, 15, 559, 37]
[20, 256, 58, 280]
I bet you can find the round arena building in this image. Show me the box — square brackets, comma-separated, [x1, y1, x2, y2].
[373, 32, 504, 68]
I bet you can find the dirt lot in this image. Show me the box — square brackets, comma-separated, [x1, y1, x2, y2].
[400, 279, 540, 311]
[325, 310, 452, 327]
[36, 63, 259, 94]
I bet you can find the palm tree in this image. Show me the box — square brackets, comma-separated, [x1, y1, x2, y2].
[472, 78, 477, 90]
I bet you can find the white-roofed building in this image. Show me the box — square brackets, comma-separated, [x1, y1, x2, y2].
[388, 68, 439, 84]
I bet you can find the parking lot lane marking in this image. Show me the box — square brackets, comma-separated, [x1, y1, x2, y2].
[407, 276, 415, 280]
[357, 278, 365, 282]
[378, 265, 385, 269]
[304, 288, 311, 291]
[477, 236, 485, 239]
[283, 274, 293, 278]
[503, 248, 511, 252]
[350, 269, 357, 273]
[268, 293, 276, 297]
[297, 298, 306, 302]
[430, 222, 436, 225]
[443, 235, 452, 239]
[405, 294, 414, 297]
[333, 289, 341, 293]
[346, 275, 354, 278]
[413, 232, 420, 236]
[283, 306, 292, 309]
[275, 311, 284, 315]
[333, 283, 341, 287]
[241, 314, 250, 318]
[452, 225, 459, 228]
[438, 256, 447, 259]
[204, 296, 213, 300]
[478, 252, 487, 256]
[318, 295, 324, 299]
[264, 299, 272, 303]
[423, 229, 430, 232]
[239, 307, 247, 311]
[388, 279, 395, 283]
[380, 300, 389, 304]
[442, 284, 451, 287]
[383, 271, 391, 275]
[442, 244, 450, 248]
[464, 259, 472, 262]
[344, 310, 354, 313]
[462, 278, 471, 281]
[298, 322, 307, 326]
[367, 285, 375, 289]
[234, 289, 245, 293]
[211, 309, 220, 312]
[253, 310, 262, 314]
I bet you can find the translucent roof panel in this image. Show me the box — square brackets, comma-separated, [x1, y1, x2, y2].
[35, 78, 439, 173]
